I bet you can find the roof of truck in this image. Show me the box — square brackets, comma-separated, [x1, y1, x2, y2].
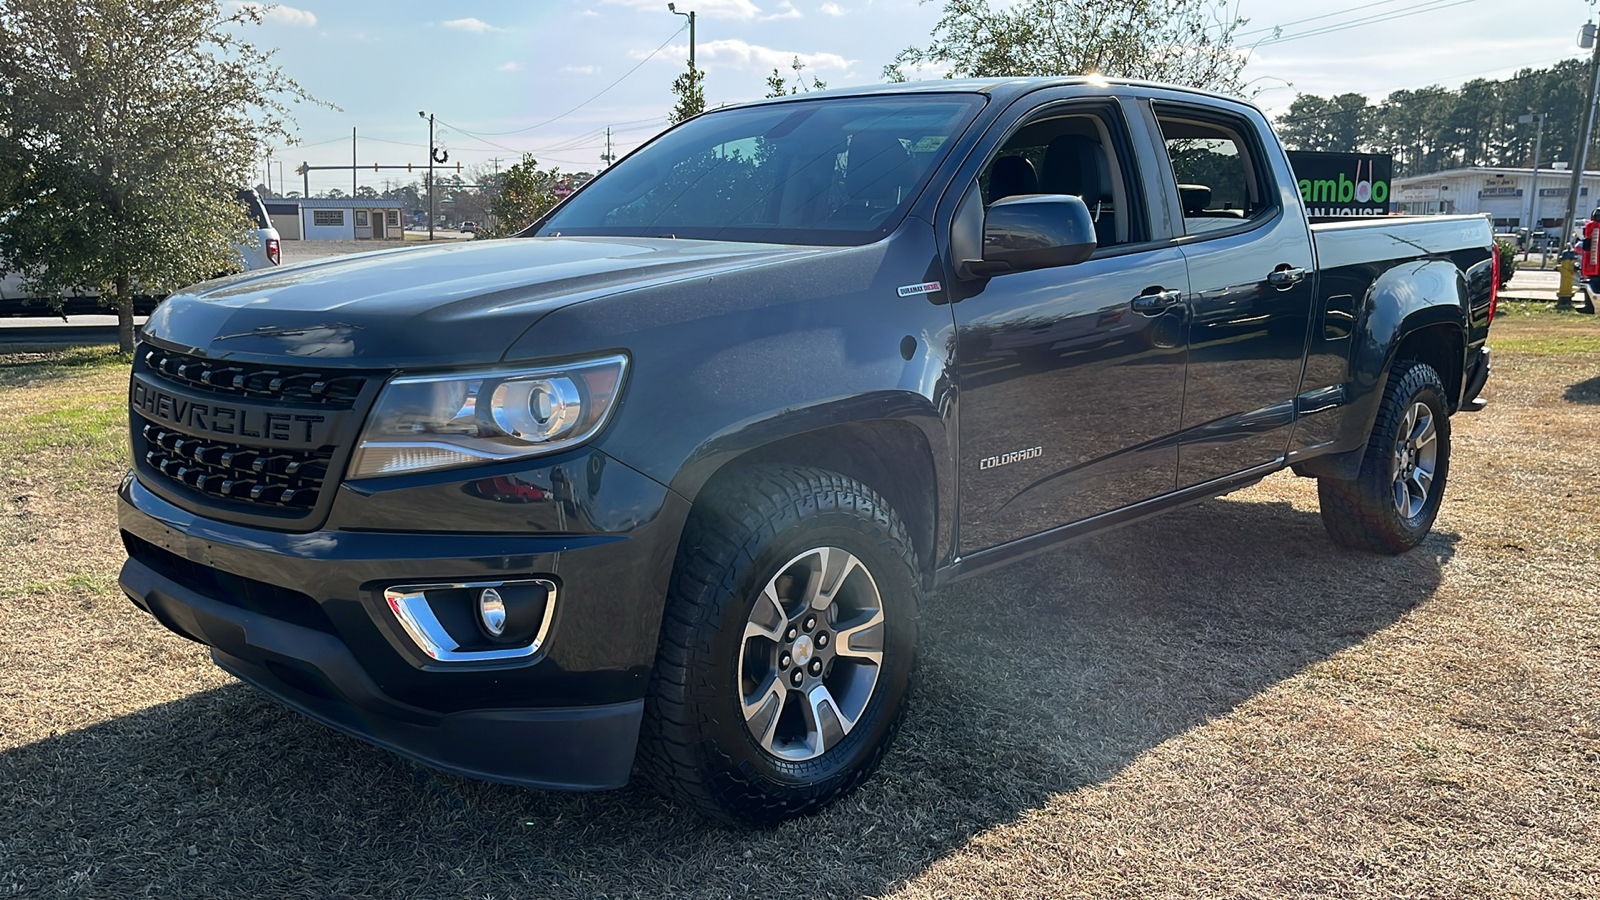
[719, 76, 1258, 113]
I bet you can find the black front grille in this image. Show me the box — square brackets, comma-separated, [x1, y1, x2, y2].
[122, 531, 337, 636]
[136, 418, 332, 508]
[141, 346, 367, 407]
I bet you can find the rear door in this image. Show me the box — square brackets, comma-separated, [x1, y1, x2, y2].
[1145, 99, 1317, 487]
[947, 94, 1190, 553]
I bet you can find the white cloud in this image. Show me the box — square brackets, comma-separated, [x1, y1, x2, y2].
[604, 0, 762, 21]
[442, 17, 499, 33]
[497, 61, 521, 71]
[650, 38, 852, 72]
[819, 2, 844, 15]
[228, 2, 317, 27]
[762, 1, 801, 20]
[562, 64, 601, 75]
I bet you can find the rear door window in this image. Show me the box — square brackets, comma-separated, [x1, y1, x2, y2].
[1153, 112, 1275, 237]
[235, 190, 271, 229]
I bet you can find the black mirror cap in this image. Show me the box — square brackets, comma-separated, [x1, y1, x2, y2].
[968, 193, 1097, 277]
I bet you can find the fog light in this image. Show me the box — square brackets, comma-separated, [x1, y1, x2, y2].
[478, 588, 507, 637]
[385, 578, 557, 663]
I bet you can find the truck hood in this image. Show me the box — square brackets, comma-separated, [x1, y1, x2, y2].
[141, 236, 838, 368]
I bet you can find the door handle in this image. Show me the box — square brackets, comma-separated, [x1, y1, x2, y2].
[1131, 288, 1183, 314]
[1268, 266, 1307, 289]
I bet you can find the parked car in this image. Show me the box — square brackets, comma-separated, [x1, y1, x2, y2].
[234, 189, 281, 270]
[459, 221, 477, 233]
[118, 77, 1496, 826]
[1, 190, 279, 315]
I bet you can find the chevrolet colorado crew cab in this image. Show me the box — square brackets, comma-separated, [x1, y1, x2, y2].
[119, 78, 1496, 826]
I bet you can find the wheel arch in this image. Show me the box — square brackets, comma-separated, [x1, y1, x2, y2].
[1297, 260, 1468, 480]
[667, 397, 950, 585]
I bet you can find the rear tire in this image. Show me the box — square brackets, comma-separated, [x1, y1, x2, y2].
[1318, 359, 1451, 554]
[638, 466, 920, 827]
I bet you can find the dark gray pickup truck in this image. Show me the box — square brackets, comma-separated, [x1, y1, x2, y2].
[118, 77, 1495, 826]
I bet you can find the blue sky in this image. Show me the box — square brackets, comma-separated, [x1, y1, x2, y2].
[245, 0, 1600, 195]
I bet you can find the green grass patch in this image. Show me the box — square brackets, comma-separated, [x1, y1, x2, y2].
[1491, 333, 1600, 354]
[0, 344, 129, 388]
[0, 392, 128, 473]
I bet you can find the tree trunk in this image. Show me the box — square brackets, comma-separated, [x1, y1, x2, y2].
[114, 273, 134, 353]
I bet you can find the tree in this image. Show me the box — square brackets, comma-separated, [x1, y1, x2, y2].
[1276, 93, 1371, 153]
[0, 0, 311, 351]
[892, 0, 1248, 94]
[669, 62, 705, 125]
[764, 57, 828, 98]
[481, 155, 561, 238]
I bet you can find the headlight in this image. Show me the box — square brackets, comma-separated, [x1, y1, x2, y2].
[347, 354, 627, 479]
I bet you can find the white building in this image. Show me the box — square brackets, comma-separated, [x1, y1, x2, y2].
[263, 198, 406, 241]
[1393, 165, 1600, 239]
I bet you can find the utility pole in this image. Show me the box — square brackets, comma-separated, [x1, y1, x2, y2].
[601, 127, 615, 167]
[418, 111, 449, 241]
[1562, 22, 1600, 248]
[668, 3, 695, 67]
[1519, 112, 1546, 262]
[352, 127, 358, 197]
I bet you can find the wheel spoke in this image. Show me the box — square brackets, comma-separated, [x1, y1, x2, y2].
[742, 676, 787, 750]
[834, 609, 885, 665]
[1412, 412, 1435, 449]
[1394, 478, 1409, 515]
[743, 584, 787, 643]
[803, 683, 850, 753]
[1412, 466, 1433, 498]
[802, 547, 859, 612]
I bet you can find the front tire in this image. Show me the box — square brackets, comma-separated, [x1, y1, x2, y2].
[1318, 359, 1451, 554]
[638, 466, 920, 827]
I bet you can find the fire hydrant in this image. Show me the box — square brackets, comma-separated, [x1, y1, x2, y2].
[1558, 249, 1578, 309]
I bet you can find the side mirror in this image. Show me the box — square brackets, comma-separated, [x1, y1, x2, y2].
[962, 194, 1097, 278]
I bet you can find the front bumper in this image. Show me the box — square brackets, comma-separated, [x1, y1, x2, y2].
[117, 453, 691, 790]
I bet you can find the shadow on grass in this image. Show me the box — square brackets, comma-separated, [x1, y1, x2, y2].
[0, 344, 128, 389]
[1563, 374, 1600, 404]
[0, 496, 1455, 898]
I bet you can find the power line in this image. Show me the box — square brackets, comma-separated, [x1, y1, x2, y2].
[1253, 0, 1484, 47]
[1271, 55, 1584, 127]
[1236, 0, 1410, 39]
[457, 25, 686, 137]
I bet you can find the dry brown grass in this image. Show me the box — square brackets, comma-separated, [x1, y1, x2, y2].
[1, 314, 1598, 899]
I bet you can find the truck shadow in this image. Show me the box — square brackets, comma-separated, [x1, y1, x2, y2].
[1, 496, 1455, 898]
[1563, 374, 1600, 404]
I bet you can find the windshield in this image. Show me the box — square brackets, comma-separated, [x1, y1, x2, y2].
[537, 94, 984, 246]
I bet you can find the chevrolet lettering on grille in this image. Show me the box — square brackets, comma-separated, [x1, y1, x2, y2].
[130, 374, 335, 449]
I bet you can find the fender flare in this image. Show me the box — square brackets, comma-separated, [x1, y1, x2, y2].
[1297, 258, 1467, 481]
[664, 390, 954, 576]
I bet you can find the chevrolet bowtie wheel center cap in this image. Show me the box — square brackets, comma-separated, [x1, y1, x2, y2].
[791, 635, 815, 667]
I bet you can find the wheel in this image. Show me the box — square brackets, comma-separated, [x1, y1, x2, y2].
[638, 466, 920, 827]
[1317, 359, 1451, 554]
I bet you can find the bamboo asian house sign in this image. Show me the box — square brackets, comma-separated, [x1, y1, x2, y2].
[1287, 151, 1394, 216]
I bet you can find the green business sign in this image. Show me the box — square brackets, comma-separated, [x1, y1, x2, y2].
[1288, 151, 1394, 216]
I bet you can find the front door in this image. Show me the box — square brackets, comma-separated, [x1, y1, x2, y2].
[372, 209, 385, 239]
[952, 102, 1190, 553]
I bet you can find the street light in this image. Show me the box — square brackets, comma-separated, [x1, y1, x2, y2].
[1519, 112, 1547, 262]
[668, 3, 695, 69]
[1561, 22, 1600, 250]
